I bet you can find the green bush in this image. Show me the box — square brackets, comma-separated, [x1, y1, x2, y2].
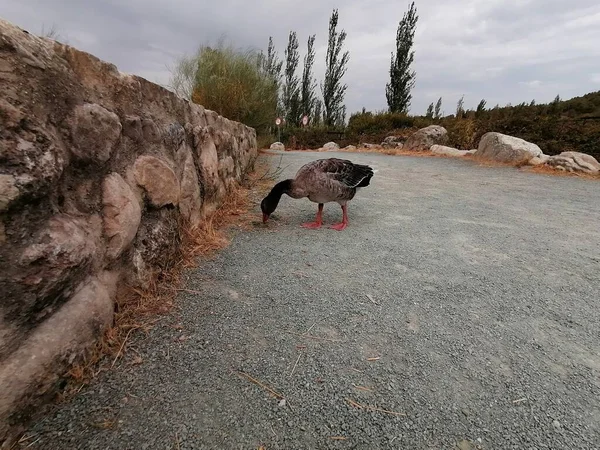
[190, 43, 278, 135]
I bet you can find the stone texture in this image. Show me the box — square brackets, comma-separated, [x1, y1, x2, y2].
[0, 19, 257, 445]
[70, 103, 122, 164]
[131, 209, 181, 287]
[343, 145, 357, 151]
[381, 136, 404, 149]
[0, 273, 116, 443]
[528, 155, 551, 166]
[546, 151, 600, 174]
[475, 132, 543, 164]
[430, 145, 471, 157]
[404, 125, 449, 152]
[102, 173, 142, 259]
[0, 174, 19, 212]
[15, 215, 102, 313]
[133, 155, 180, 207]
[0, 16, 257, 443]
[270, 141, 285, 151]
[323, 141, 340, 151]
[177, 146, 203, 226]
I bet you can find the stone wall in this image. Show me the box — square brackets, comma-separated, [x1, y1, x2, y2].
[0, 18, 257, 444]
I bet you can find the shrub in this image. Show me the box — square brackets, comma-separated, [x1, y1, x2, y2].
[190, 43, 278, 135]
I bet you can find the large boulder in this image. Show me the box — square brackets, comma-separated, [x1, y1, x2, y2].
[403, 125, 448, 152]
[475, 132, 542, 164]
[323, 141, 340, 151]
[270, 142, 285, 151]
[133, 155, 180, 207]
[381, 136, 404, 149]
[70, 103, 122, 164]
[102, 173, 142, 259]
[430, 145, 471, 157]
[546, 151, 600, 174]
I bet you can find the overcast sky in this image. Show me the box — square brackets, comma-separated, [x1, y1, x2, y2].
[1, 0, 599, 116]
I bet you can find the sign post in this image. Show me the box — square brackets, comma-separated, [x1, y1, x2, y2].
[301, 115, 308, 128]
[275, 117, 282, 142]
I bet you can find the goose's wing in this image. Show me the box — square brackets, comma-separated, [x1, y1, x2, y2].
[317, 158, 374, 188]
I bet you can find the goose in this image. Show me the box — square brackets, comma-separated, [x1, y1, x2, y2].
[260, 157, 374, 231]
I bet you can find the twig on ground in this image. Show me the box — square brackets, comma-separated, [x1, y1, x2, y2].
[289, 353, 302, 377]
[366, 294, 379, 305]
[330, 436, 348, 441]
[111, 327, 140, 369]
[367, 357, 381, 362]
[305, 322, 317, 334]
[512, 397, 527, 404]
[237, 371, 284, 400]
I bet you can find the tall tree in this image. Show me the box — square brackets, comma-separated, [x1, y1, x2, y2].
[456, 95, 465, 118]
[386, 2, 418, 113]
[282, 31, 301, 125]
[259, 37, 283, 84]
[313, 99, 323, 126]
[434, 97, 442, 119]
[426, 102, 434, 118]
[322, 9, 350, 127]
[476, 99, 487, 113]
[301, 34, 317, 123]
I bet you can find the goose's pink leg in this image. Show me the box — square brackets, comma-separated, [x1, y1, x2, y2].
[302, 203, 323, 229]
[330, 204, 348, 231]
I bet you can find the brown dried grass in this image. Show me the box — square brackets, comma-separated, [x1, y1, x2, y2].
[61, 156, 275, 396]
[284, 146, 599, 181]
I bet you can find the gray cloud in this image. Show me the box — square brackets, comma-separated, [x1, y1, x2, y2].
[1, 0, 599, 116]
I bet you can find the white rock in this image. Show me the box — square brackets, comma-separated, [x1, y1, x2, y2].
[430, 145, 470, 157]
[381, 136, 404, 149]
[403, 125, 448, 152]
[546, 151, 600, 174]
[323, 142, 340, 151]
[269, 142, 285, 151]
[528, 155, 550, 166]
[475, 132, 542, 164]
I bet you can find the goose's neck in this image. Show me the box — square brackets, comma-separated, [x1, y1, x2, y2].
[268, 179, 293, 200]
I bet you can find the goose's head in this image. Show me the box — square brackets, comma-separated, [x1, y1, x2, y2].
[260, 196, 276, 223]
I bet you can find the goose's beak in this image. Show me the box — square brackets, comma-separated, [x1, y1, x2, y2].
[262, 213, 269, 223]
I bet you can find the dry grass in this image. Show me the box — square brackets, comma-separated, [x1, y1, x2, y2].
[269, 145, 599, 181]
[61, 156, 276, 398]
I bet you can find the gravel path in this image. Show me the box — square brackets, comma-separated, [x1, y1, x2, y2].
[26, 151, 600, 449]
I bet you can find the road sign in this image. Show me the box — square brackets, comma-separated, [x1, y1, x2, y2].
[302, 115, 308, 126]
[275, 117, 282, 126]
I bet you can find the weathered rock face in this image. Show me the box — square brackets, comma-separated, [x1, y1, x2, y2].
[381, 136, 404, 149]
[323, 141, 340, 151]
[270, 142, 285, 151]
[546, 151, 600, 174]
[102, 173, 142, 259]
[0, 17, 257, 445]
[133, 155, 180, 208]
[430, 145, 471, 157]
[70, 103, 122, 164]
[475, 132, 542, 164]
[403, 125, 449, 152]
